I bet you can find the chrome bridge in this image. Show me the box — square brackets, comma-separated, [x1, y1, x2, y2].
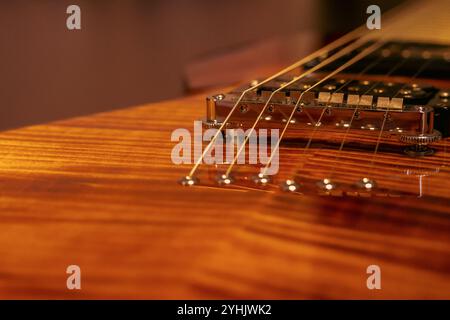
[206, 77, 448, 156]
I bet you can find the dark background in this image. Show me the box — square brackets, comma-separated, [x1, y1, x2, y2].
[0, 0, 404, 130]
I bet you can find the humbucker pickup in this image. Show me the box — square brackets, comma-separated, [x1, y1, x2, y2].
[205, 77, 449, 155]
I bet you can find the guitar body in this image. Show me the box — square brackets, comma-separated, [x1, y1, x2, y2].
[0, 0, 449, 299]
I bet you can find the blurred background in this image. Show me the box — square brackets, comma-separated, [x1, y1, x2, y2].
[0, 0, 404, 130]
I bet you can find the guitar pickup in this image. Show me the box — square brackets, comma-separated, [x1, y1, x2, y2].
[347, 95, 373, 108]
[206, 77, 443, 148]
[376, 97, 404, 110]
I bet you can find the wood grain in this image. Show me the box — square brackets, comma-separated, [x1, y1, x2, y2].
[0, 88, 449, 299]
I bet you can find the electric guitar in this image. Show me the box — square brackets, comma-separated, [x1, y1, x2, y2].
[0, 0, 449, 299]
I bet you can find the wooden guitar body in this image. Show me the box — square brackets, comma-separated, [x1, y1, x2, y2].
[0, 0, 449, 299]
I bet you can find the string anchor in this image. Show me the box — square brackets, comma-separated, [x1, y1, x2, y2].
[357, 177, 376, 190]
[179, 175, 198, 186]
[317, 178, 336, 191]
[217, 173, 233, 185]
[281, 179, 300, 192]
[253, 173, 271, 185]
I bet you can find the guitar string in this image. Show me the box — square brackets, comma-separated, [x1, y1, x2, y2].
[226, 17, 409, 179]
[186, 28, 365, 179]
[382, 60, 438, 193]
[223, 38, 385, 178]
[255, 41, 386, 178]
[258, 48, 388, 178]
[322, 56, 410, 183]
[322, 7, 437, 191]
[257, 12, 425, 185]
[185, 1, 411, 180]
[364, 58, 432, 181]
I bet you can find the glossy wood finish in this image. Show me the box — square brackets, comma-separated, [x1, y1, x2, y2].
[0, 88, 449, 299]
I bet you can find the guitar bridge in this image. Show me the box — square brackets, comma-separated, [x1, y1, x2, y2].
[206, 77, 448, 156]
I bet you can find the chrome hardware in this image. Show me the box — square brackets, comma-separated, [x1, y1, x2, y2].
[402, 130, 442, 156]
[357, 178, 376, 190]
[254, 173, 271, 185]
[281, 179, 300, 192]
[317, 178, 336, 191]
[206, 77, 444, 152]
[217, 174, 233, 185]
[179, 175, 198, 186]
[400, 129, 442, 145]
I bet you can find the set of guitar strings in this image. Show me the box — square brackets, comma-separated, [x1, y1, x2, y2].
[181, 6, 434, 192]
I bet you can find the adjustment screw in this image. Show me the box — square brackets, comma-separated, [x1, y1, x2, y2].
[214, 94, 225, 101]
